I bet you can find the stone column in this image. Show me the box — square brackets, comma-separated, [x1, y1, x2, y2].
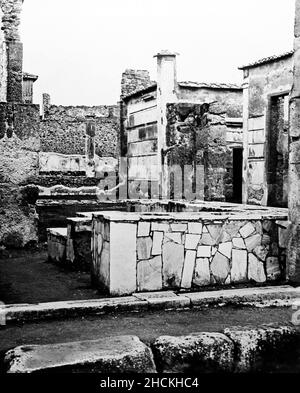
[154, 50, 178, 199]
[242, 75, 250, 204]
[288, 0, 300, 283]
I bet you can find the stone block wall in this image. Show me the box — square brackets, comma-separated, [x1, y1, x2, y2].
[40, 105, 120, 158]
[92, 212, 287, 296]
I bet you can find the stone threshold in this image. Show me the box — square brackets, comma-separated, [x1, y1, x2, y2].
[0, 285, 299, 325]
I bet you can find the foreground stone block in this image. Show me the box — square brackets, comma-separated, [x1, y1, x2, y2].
[4, 336, 156, 373]
[152, 333, 234, 373]
[223, 325, 298, 372]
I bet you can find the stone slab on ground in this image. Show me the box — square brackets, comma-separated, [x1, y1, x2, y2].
[223, 324, 298, 372]
[133, 291, 191, 310]
[4, 336, 157, 373]
[152, 333, 234, 373]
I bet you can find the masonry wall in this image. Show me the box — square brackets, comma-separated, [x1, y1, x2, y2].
[243, 57, 293, 206]
[0, 5, 7, 102]
[40, 105, 120, 158]
[0, 103, 40, 248]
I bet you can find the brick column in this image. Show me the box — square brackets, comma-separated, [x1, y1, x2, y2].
[288, 0, 300, 283]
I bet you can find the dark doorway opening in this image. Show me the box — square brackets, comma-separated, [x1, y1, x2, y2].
[232, 148, 243, 203]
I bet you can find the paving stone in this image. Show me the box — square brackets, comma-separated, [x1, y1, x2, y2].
[164, 232, 182, 244]
[197, 245, 211, 258]
[219, 230, 231, 243]
[261, 234, 271, 246]
[152, 232, 164, 255]
[151, 223, 169, 232]
[138, 222, 151, 237]
[152, 333, 234, 373]
[199, 233, 215, 246]
[248, 253, 266, 283]
[211, 247, 217, 256]
[266, 257, 281, 281]
[239, 222, 256, 238]
[231, 249, 248, 283]
[211, 252, 230, 284]
[185, 234, 201, 250]
[202, 226, 209, 233]
[137, 256, 163, 291]
[181, 251, 196, 289]
[134, 291, 190, 310]
[162, 242, 185, 288]
[193, 258, 211, 286]
[262, 220, 272, 232]
[224, 221, 244, 238]
[188, 222, 203, 235]
[245, 233, 261, 251]
[170, 223, 187, 232]
[218, 242, 232, 259]
[232, 237, 245, 249]
[207, 225, 222, 242]
[137, 237, 152, 260]
[4, 336, 157, 373]
[223, 325, 297, 372]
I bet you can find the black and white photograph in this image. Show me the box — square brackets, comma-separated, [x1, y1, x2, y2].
[0, 0, 300, 385]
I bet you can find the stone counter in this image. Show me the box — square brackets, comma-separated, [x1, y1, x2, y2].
[91, 209, 289, 296]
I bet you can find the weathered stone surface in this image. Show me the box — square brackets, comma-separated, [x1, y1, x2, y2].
[253, 245, 268, 261]
[245, 233, 261, 251]
[134, 291, 190, 310]
[197, 245, 211, 258]
[137, 256, 162, 291]
[223, 325, 297, 372]
[171, 223, 187, 232]
[162, 242, 185, 288]
[199, 233, 215, 246]
[239, 222, 256, 238]
[207, 225, 222, 242]
[248, 253, 266, 283]
[181, 251, 196, 289]
[278, 226, 290, 249]
[4, 336, 157, 373]
[231, 249, 248, 283]
[152, 232, 164, 255]
[138, 222, 150, 237]
[193, 258, 211, 286]
[185, 234, 201, 250]
[151, 223, 169, 232]
[211, 252, 230, 283]
[188, 222, 203, 234]
[266, 257, 281, 281]
[152, 333, 234, 373]
[164, 232, 181, 244]
[218, 242, 232, 259]
[137, 237, 152, 260]
[232, 237, 245, 249]
[224, 221, 244, 238]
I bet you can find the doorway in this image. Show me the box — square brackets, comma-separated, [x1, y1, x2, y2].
[232, 147, 243, 203]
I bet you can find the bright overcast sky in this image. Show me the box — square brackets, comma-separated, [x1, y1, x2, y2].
[20, 0, 295, 106]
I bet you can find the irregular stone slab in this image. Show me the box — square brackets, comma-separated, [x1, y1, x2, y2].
[134, 291, 190, 310]
[223, 325, 297, 372]
[199, 233, 215, 246]
[223, 221, 244, 238]
[137, 256, 162, 291]
[152, 232, 164, 255]
[151, 223, 169, 232]
[152, 333, 234, 373]
[162, 242, 185, 288]
[231, 249, 247, 283]
[218, 242, 232, 259]
[4, 336, 156, 373]
[207, 225, 222, 242]
[266, 257, 281, 281]
[181, 251, 196, 289]
[253, 245, 268, 261]
[170, 223, 187, 232]
[239, 222, 256, 238]
[197, 245, 211, 258]
[278, 226, 290, 248]
[211, 252, 230, 284]
[137, 237, 152, 260]
[193, 258, 211, 286]
[138, 222, 150, 237]
[185, 234, 201, 250]
[188, 222, 203, 235]
[232, 237, 245, 249]
[245, 233, 261, 252]
[164, 232, 182, 244]
[248, 253, 266, 283]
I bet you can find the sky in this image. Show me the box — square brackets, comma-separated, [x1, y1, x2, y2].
[20, 0, 295, 106]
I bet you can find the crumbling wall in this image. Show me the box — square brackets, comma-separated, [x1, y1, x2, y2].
[0, 103, 40, 248]
[243, 57, 293, 206]
[40, 105, 120, 158]
[121, 69, 154, 98]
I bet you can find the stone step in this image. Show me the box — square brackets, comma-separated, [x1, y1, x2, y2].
[4, 335, 156, 373]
